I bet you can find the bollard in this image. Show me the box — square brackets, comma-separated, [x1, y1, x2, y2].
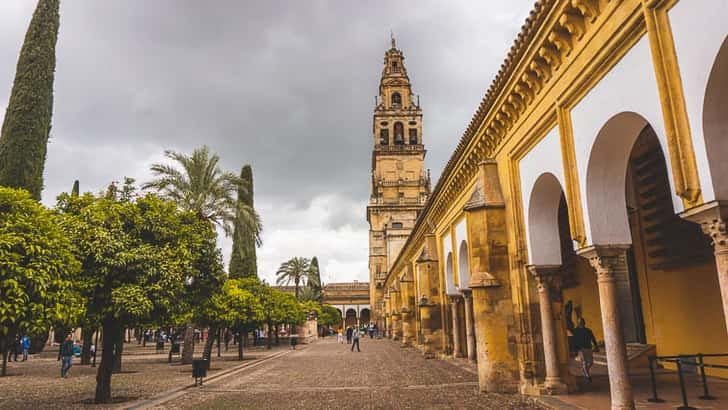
[697, 354, 716, 400]
[676, 358, 696, 410]
[647, 356, 664, 403]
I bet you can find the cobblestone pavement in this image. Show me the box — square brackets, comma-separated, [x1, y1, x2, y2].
[0, 341, 289, 409]
[177, 337, 544, 410]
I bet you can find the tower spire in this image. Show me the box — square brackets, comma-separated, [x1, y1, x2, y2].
[390, 30, 396, 49]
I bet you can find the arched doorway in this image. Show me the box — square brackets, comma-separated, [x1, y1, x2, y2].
[457, 241, 471, 290]
[345, 309, 357, 328]
[360, 308, 370, 325]
[584, 111, 726, 381]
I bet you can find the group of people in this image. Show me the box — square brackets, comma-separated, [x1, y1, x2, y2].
[7, 335, 30, 362]
[336, 323, 379, 352]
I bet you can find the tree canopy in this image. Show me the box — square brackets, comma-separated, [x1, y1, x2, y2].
[0, 187, 81, 376]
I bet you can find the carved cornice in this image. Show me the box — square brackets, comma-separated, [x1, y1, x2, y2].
[383, 0, 606, 289]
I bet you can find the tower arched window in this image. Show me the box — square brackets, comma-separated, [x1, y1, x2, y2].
[380, 128, 389, 145]
[394, 122, 404, 145]
[391, 92, 402, 107]
[409, 129, 418, 145]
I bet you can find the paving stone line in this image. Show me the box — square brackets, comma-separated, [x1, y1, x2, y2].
[196, 381, 479, 394]
[124, 348, 295, 410]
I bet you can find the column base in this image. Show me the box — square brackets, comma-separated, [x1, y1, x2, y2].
[539, 379, 568, 395]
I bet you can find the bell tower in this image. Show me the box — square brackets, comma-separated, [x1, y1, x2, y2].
[367, 37, 430, 328]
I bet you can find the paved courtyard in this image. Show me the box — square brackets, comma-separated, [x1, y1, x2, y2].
[175, 337, 544, 410]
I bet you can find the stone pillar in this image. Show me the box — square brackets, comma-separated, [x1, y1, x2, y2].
[462, 290, 477, 362]
[578, 245, 635, 410]
[462, 160, 518, 393]
[682, 202, 728, 334]
[401, 307, 412, 347]
[400, 273, 415, 346]
[527, 265, 567, 394]
[449, 296, 463, 358]
[470, 272, 519, 393]
[419, 298, 437, 358]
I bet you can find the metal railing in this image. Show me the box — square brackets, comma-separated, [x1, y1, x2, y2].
[647, 353, 728, 409]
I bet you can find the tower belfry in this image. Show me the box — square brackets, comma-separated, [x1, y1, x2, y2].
[367, 39, 430, 328]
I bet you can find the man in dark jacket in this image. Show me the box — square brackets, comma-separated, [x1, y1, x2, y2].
[345, 326, 353, 344]
[572, 318, 599, 382]
[59, 334, 74, 378]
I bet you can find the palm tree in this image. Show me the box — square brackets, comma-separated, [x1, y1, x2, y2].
[143, 146, 262, 364]
[142, 146, 261, 240]
[276, 257, 317, 299]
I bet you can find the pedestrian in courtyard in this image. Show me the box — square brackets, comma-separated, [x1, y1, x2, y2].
[572, 318, 599, 383]
[351, 328, 360, 352]
[337, 328, 344, 344]
[59, 334, 74, 378]
[21, 334, 30, 361]
[368, 323, 374, 339]
[345, 326, 353, 344]
[9, 336, 20, 362]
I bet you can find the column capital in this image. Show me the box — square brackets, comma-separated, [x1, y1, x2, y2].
[576, 245, 630, 283]
[681, 200, 728, 252]
[448, 294, 463, 304]
[526, 264, 561, 292]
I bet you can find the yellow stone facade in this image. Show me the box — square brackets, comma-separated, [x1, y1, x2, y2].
[367, 38, 430, 331]
[370, 1, 728, 409]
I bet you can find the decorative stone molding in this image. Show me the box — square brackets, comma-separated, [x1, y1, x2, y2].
[642, 0, 702, 208]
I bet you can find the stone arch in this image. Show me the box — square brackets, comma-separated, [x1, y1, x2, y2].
[445, 252, 457, 295]
[527, 172, 566, 265]
[585, 111, 668, 245]
[457, 240, 470, 290]
[360, 308, 371, 324]
[703, 34, 728, 200]
[345, 308, 357, 328]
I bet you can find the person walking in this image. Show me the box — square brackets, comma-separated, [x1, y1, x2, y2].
[571, 318, 599, 383]
[337, 329, 344, 344]
[368, 323, 374, 339]
[59, 334, 74, 378]
[351, 328, 360, 352]
[21, 335, 30, 361]
[9, 336, 20, 362]
[345, 326, 353, 344]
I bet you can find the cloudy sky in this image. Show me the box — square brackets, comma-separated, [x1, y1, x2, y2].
[0, 0, 533, 285]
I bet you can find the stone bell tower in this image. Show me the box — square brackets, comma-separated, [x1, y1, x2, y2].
[367, 36, 430, 329]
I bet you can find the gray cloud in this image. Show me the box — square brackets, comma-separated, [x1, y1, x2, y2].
[0, 0, 533, 281]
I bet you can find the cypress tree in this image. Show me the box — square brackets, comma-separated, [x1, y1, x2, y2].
[71, 179, 79, 197]
[0, 0, 60, 200]
[310, 256, 322, 302]
[229, 165, 257, 278]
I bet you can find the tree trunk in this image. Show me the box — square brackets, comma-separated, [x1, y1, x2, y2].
[237, 332, 244, 360]
[112, 326, 124, 373]
[1, 336, 8, 377]
[181, 325, 194, 365]
[217, 328, 221, 358]
[267, 322, 273, 350]
[81, 328, 93, 365]
[95, 318, 120, 403]
[275, 324, 279, 346]
[202, 326, 217, 370]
